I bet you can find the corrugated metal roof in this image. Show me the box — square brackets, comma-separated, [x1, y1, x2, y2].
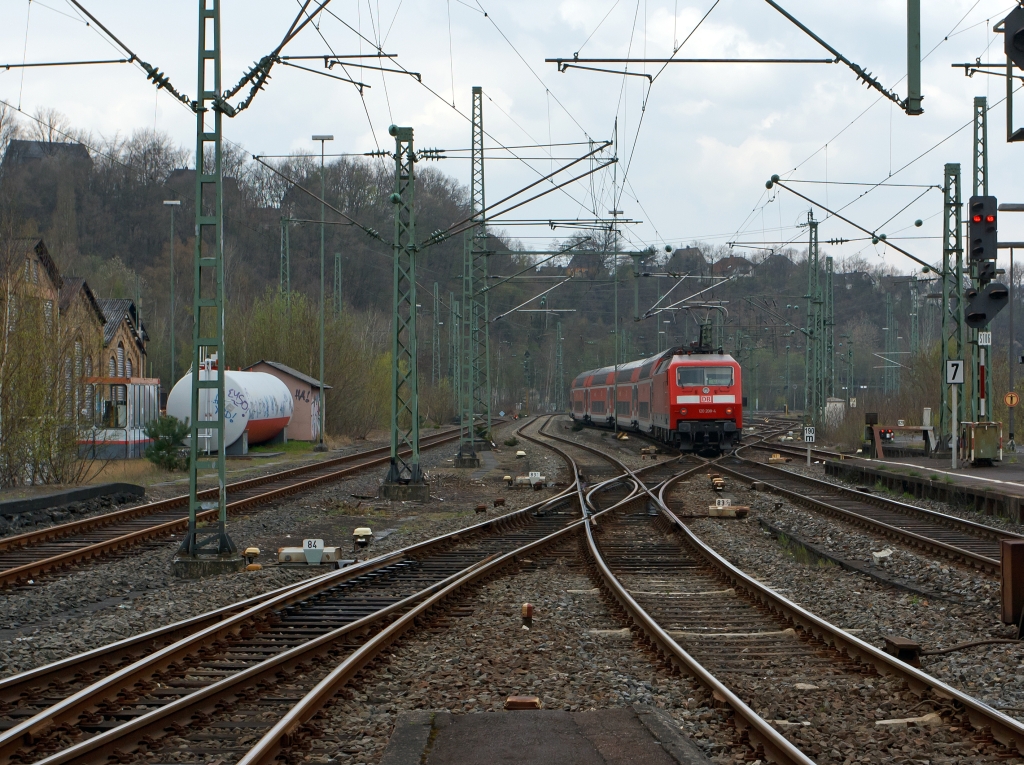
[96, 298, 147, 347]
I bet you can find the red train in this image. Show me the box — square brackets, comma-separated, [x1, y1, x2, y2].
[569, 346, 743, 454]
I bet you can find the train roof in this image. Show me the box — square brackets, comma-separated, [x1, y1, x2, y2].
[573, 348, 737, 382]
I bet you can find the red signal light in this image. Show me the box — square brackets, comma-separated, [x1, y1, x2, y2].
[986, 215, 996, 223]
[973, 215, 982, 222]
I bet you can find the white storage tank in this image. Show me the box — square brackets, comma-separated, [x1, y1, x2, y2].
[166, 364, 294, 451]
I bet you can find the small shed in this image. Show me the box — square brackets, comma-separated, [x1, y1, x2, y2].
[243, 360, 331, 442]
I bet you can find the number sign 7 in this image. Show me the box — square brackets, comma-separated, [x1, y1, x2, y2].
[946, 360, 964, 385]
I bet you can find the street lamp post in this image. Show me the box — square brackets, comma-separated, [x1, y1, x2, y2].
[312, 134, 334, 452]
[163, 200, 182, 387]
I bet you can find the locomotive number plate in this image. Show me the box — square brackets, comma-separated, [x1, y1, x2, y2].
[698, 408, 715, 414]
[700, 395, 712, 403]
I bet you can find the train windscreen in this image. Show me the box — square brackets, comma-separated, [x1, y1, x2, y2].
[676, 366, 734, 387]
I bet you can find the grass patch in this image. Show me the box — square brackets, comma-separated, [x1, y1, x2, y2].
[250, 440, 315, 455]
[908, 470, 920, 478]
[504, 437, 519, 447]
[943, 475, 956, 484]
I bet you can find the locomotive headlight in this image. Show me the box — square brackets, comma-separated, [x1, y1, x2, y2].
[725, 407, 733, 415]
[679, 408, 688, 415]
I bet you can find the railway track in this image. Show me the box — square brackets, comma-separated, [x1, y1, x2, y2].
[227, 416, 692, 765]
[577, 436, 1024, 763]
[707, 444, 1023, 573]
[0, 428, 465, 588]
[0, 416, 582, 765]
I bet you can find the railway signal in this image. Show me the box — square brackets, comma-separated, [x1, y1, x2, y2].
[968, 196, 998, 267]
[1006, 5, 1024, 71]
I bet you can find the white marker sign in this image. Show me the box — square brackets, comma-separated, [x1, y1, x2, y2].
[803, 426, 815, 443]
[979, 331, 992, 347]
[946, 360, 964, 385]
[303, 538, 325, 565]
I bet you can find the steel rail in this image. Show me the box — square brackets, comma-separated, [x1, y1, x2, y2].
[0, 428, 465, 587]
[718, 460, 1002, 571]
[0, 418, 573, 764]
[0, 428, 461, 554]
[232, 414, 663, 765]
[583, 492, 813, 765]
[0, 571, 333, 699]
[28, 416, 588, 765]
[718, 442, 1018, 572]
[531, 422, 810, 763]
[651, 470, 1024, 755]
[233, 492, 590, 765]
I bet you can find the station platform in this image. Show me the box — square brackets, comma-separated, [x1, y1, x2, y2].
[379, 706, 710, 765]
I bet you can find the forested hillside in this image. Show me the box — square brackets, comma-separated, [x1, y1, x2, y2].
[3, 103, 1019, 437]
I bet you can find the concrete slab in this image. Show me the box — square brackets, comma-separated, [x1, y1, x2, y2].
[379, 706, 711, 765]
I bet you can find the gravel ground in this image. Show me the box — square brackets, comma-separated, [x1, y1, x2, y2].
[0, 420, 567, 679]
[301, 539, 756, 765]
[674, 477, 1024, 721]
[552, 419, 664, 471]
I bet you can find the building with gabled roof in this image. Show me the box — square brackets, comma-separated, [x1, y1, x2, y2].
[243, 360, 331, 442]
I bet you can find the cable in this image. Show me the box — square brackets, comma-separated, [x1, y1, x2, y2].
[18, 0, 33, 110]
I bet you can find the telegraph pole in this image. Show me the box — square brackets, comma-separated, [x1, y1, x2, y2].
[824, 255, 835, 397]
[555, 320, 564, 410]
[333, 252, 343, 316]
[312, 134, 333, 453]
[280, 216, 291, 300]
[884, 293, 899, 394]
[178, 0, 238, 570]
[163, 200, 181, 384]
[381, 125, 427, 499]
[432, 282, 440, 386]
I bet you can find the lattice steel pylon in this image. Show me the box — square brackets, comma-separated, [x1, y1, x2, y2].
[279, 217, 290, 298]
[458, 86, 491, 464]
[802, 211, 825, 427]
[971, 95, 992, 421]
[180, 0, 234, 557]
[940, 162, 966, 446]
[824, 255, 835, 398]
[382, 125, 425, 492]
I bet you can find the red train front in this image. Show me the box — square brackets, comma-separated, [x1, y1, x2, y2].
[570, 347, 743, 454]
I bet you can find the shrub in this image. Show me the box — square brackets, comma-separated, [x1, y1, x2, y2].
[504, 437, 518, 447]
[571, 421, 584, 432]
[145, 415, 190, 471]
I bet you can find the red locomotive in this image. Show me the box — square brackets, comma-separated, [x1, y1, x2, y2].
[569, 345, 743, 454]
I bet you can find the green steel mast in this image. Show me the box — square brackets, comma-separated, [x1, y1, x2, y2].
[180, 0, 234, 558]
[382, 125, 426, 497]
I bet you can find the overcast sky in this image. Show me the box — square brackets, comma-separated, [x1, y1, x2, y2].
[3, 0, 1024, 273]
